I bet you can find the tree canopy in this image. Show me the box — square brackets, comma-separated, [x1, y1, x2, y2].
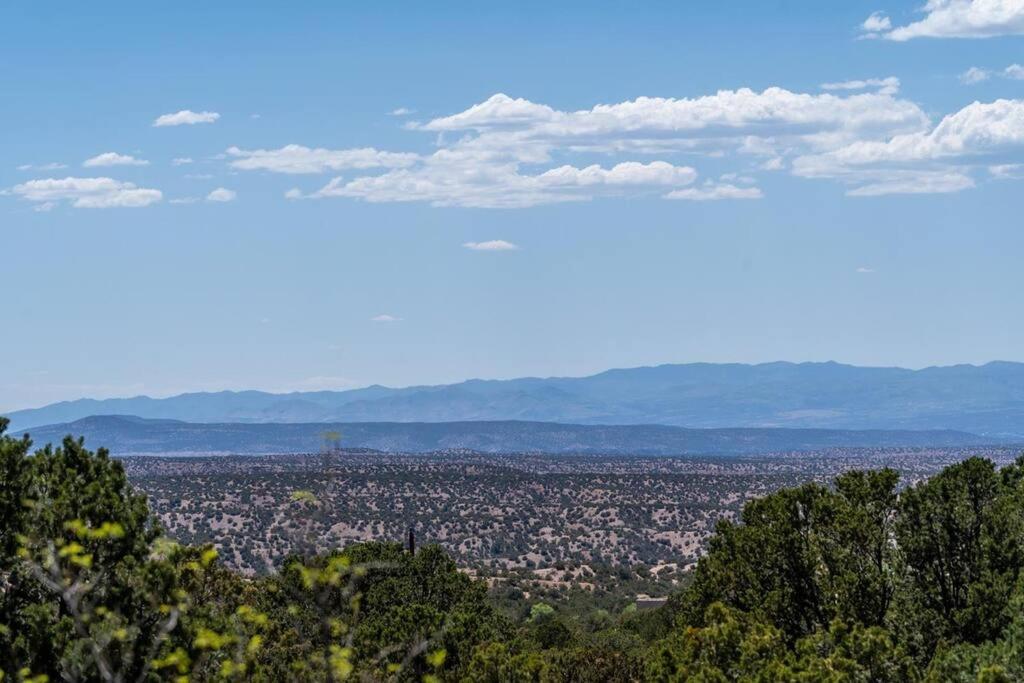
[4, 416, 1024, 681]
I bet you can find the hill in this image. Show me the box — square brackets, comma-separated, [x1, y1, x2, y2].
[15, 415, 1005, 456]
[9, 361, 1024, 438]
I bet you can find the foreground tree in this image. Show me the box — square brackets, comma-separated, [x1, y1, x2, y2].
[925, 582, 1024, 682]
[671, 459, 1024, 675]
[814, 469, 901, 628]
[676, 483, 828, 641]
[676, 469, 902, 643]
[0, 421, 503, 681]
[250, 542, 506, 680]
[5, 414, 1024, 681]
[892, 457, 1024, 659]
[0, 420, 183, 681]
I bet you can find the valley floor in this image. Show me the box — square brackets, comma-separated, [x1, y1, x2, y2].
[122, 446, 1021, 600]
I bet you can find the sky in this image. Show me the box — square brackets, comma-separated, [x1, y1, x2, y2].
[3, 0, 1024, 412]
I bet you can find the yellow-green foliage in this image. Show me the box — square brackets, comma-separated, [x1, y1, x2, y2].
[5, 416, 1024, 681]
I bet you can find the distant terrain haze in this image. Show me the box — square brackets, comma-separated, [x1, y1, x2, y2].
[15, 415, 1000, 456]
[8, 361, 1024, 438]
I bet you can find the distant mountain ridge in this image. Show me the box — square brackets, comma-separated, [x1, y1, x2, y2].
[7, 361, 1024, 438]
[14, 415, 1006, 456]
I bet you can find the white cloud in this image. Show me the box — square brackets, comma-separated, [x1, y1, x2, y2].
[169, 197, 200, 204]
[17, 162, 67, 172]
[793, 98, 1024, 194]
[989, 163, 1024, 178]
[241, 86, 1024, 204]
[418, 94, 558, 132]
[206, 187, 237, 202]
[665, 183, 764, 201]
[821, 77, 900, 95]
[537, 161, 696, 187]
[83, 152, 149, 167]
[306, 159, 698, 208]
[371, 314, 401, 323]
[961, 64, 1024, 83]
[279, 87, 932, 208]
[153, 110, 220, 127]
[418, 90, 927, 146]
[226, 144, 418, 174]
[10, 177, 162, 208]
[867, 0, 1024, 41]
[845, 171, 975, 196]
[797, 99, 1024, 167]
[33, 201, 56, 213]
[960, 66, 991, 84]
[172, 157, 194, 166]
[861, 12, 893, 34]
[389, 107, 415, 116]
[856, 266, 875, 273]
[463, 240, 519, 251]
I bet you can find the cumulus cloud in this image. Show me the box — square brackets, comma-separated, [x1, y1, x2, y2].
[856, 266, 875, 273]
[796, 99, 1024, 168]
[665, 183, 764, 201]
[960, 66, 991, 84]
[171, 157, 194, 166]
[273, 87, 932, 207]
[370, 314, 401, 323]
[417, 90, 927, 147]
[793, 98, 1024, 195]
[418, 94, 558, 132]
[463, 240, 519, 251]
[153, 110, 220, 127]
[865, 0, 1024, 41]
[861, 12, 893, 34]
[305, 159, 699, 208]
[83, 152, 149, 167]
[962, 64, 1024, 83]
[9, 177, 162, 208]
[389, 107, 415, 116]
[537, 161, 696, 187]
[226, 144, 418, 174]
[240, 86, 1024, 204]
[206, 187, 237, 202]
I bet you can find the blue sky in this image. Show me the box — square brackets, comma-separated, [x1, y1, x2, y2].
[3, 1, 1024, 411]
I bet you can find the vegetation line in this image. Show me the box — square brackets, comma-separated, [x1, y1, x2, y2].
[3, 416, 1024, 681]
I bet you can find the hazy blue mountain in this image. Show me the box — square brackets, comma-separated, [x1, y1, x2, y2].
[7, 361, 1024, 437]
[15, 415, 1003, 456]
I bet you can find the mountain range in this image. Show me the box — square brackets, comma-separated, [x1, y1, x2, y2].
[7, 361, 1024, 438]
[14, 415, 1004, 456]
